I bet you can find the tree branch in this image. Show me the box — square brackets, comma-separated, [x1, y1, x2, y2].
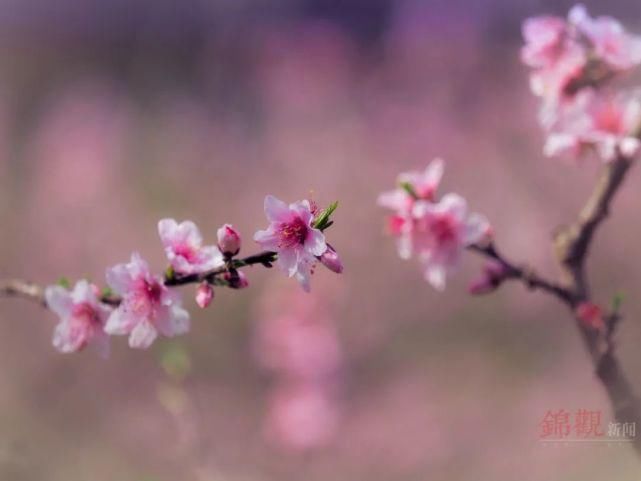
[469, 242, 575, 304]
[0, 250, 278, 308]
[472, 154, 641, 454]
[554, 154, 641, 454]
[0, 280, 45, 306]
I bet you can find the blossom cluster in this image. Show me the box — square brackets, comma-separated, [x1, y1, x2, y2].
[44, 195, 342, 356]
[378, 159, 491, 290]
[522, 4, 641, 162]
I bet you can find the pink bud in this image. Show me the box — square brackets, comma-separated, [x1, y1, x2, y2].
[468, 260, 510, 295]
[217, 224, 242, 257]
[576, 302, 604, 330]
[195, 282, 214, 308]
[319, 245, 343, 274]
[224, 270, 249, 289]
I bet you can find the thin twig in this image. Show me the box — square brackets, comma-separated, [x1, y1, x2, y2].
[0, 280, 45, 306]
[469, 242, 575, 304]
[0, 250, 278, 308]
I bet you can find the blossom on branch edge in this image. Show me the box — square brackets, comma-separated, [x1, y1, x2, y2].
[44, 280, 112, 357]
[158, 218, 224, 275]
[544, 89, 641, 162]
[522, 4, 641, 155]
[254, 195, 342, 292]
[105, 253, 190, 349]
[377, 158, 444, 260]
[42, 195, 340, 355]
[379, 159, 491, 291]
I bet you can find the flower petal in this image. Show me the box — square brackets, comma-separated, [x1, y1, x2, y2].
[464, 213, 490, 245]
[128, 321, 158, 349]
[264, 195, 291, 222]
[45, 286, 73, 318]
[305, 228, 327, 257]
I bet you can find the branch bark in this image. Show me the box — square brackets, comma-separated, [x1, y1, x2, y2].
[473, 155, 640, 454]
[0, 250, 278, 307]
[0, 280, 45, 306]
[554, 155, 641, 454]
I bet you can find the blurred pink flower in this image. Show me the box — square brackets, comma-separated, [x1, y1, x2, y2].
[378, 158, 443, 212]
[158, 219, 223, 275]
[544, 90, 641, 161]
[569, 4, 641, 70]
[217, 223, 242, 257]
[253, 314, 342, 381]
[254, 195, 327, 291]
[523, 5, 641, 129]
[265, 382, 338, 451]
[412, 194, 490, 290]
[530, 47, 587, 128]
[521, 16, 568, 68]
[195, 282, 214, 308]
[105, 253, 190, 349]
[45, 280, 111, 357]
[378, 158, 444, 259]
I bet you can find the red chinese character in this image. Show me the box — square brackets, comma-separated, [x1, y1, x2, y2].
[574, 409, 604, 438]
[540, 410, 571, 438]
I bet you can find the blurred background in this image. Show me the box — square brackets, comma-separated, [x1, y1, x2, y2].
[1, 0, 641, 479]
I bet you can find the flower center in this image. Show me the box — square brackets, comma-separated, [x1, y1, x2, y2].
[145, 280, 163, 303]
[71, 303, 102, 327]
[431, 216, 458, 244]
[174, 242, 198, 262]
[278, 217, 309, 248]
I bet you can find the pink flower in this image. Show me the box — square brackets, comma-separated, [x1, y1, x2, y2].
[378, 158, 444, 213]
[44, 280, 111, 357]
[378, 158, 444, 259]
[569, 4, 641, 70]
[104, 253, 190, 349]
[217, 223, 241, 257]
[412, 194, 491, 290]
[521, 15, 568, 68]
[530, 48, 587, 128]
[545, 90, 641, 161]
[158, 218, 224, 275]
[195, 282, 214, 308]
[522, 6, 641, 129]
[254, 195, 327, 291]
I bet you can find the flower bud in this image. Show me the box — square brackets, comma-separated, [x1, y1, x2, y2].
[319, 245, 343, 274]
[217, 224, 241, 257]
[468, 260, 510, 295]
[224, 270, 249, 289]
[576, 302, 605, 330]
[195, 282, 214, 308]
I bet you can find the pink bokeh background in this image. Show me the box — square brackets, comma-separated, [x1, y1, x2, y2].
[1, 1, 641, 479]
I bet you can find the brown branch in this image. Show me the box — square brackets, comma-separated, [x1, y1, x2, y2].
[0, 280, 45, 306]
[0, 250, 278, 308]
[472, 154, 641, 454]
[164, 251, 276, 286]
[553, 154, 641, 454]
[554, 156, 633, 299]
[469, 242, 575, 304]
